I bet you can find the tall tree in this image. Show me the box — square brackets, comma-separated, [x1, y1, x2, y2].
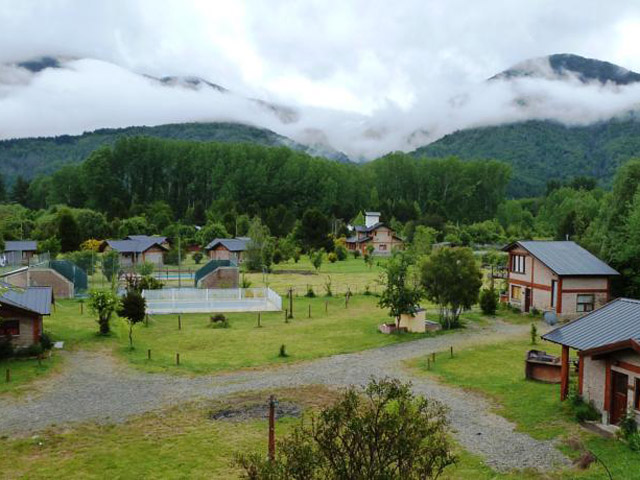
[11, 176, 30, 206]
[419, 247, 482, 329]
[58, 209, 81, 253]
[118, 290, 146, 348]
[378, 251, 423, 328]
[296, 208, 332, 252]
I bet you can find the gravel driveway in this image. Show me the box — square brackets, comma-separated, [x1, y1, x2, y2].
[0, 321, 568, 473]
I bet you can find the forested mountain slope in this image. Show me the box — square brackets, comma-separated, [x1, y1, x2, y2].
[413, 118, 640, 197]
[0, 122, 348, 183]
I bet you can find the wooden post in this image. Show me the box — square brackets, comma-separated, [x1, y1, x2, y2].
[257, 312, 261, 327]
[288, 288, 294, 319]
[432, 352, 436, 363]
[578, 353, 584, 396]
[284, 309, 288, 323]
[178, 315, 182, 330]
[176, 353, 180, 366]
[145, 314, 149, 327]
[80, 302, 83, 314]
[450, 346, 453, 358]
[5, 368, 10, 383]
[560, 345, 569, 401]
[427, 358, 431, 370]
[38, 354, 42, 367]
[325, 301, 328, 314]
[308, 304, 311, 318]
[147, 349, 151, 360]
[268, 395, 276, 462]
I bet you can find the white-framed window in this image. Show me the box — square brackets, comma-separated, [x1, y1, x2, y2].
[576, 294, 595, 312]
[511, 254, 526, 274]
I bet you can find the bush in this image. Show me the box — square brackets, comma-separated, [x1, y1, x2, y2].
[273, 249, 283, 264]
[16, 343, 44, 358]
[40, 332, 53, 350]
[136, 261, 155, 276]
[627, 432, 640, 451]
[240, 274, 252, 288]
[0, 336, 14, 360]
[620, 411, 638, 438]
[324, 276, 333, 297]
[305, 286, 316, 298]
[278, 344, 289, 357]
[352, 249, 361, 258]
[328, 252, 338, 263]
[364, 284, 372, 296]
[479, 288, 498, 315]
[210, 313, 229, 328]
[335, 245, 348, 261]
[530, 323, 538, 345]
[570, 393, 601, 422]
[193, 251, 204, 264]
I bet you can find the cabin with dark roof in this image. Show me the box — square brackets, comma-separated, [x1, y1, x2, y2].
[346, 212, 403, 256]
[502, 241, 619, 318]
[100, 235, 169, 267]
[2, 240, 38, 265]
[543, 298, 640, 426]
[0, 284, 52, 349]
[205, 237, 249, 263]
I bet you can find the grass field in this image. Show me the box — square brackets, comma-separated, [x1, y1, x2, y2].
[410, 338, 640, 479]
[0, 354, 62, 395]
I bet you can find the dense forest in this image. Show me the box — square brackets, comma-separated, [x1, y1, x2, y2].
[414, 117, 640, 197]
[0, 122, 349, 184]
[1, 135, 640, 296]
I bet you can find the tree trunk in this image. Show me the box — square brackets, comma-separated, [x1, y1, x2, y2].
[129, 324, 133, 349]
[99, 316, 110, 335]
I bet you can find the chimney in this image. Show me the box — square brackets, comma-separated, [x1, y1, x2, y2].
[365, 211, 380, 228]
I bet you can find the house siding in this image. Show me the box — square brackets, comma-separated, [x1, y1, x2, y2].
[583, 352, 640, 425]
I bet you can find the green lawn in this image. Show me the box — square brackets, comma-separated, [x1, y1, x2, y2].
[0, 386, 334, 480]
[410, 338, 640, 479]
[0, 354, 62, 395]
[44, 295, 436, 376]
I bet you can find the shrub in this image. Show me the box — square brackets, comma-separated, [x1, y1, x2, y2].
[324, 276, 333, 297]
[210, 313, 229, 328]
[273, 249, 283, 264]
[293, 249, 301, 263]
[627, 432, 640, 452]
[327, 252, 338, 263]
[136, 261, 155, 276]
[530, 323, 538, 345]
[352, 249, 361, 258]
[240, 274, 252, 289]
[278, 344, 289, 358]
[193, 251, 204, 264]
[530, 307, 541, 316]
[40, 332, 53, 351]
[364, 284, 372, 296]
[305, 286, 316, 298]
[479, 288, 498, 315]
[0, 336, 14, 360]
[620, 410, 638, 438]
[335, 245, 348, 261]
[569, 393, 601, 422]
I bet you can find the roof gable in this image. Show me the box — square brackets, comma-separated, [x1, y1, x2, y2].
[4, 240, 38, 252]
[504, 241, 618, 276]
[205, 237, 249, 252]
[542, 298, 640, 351]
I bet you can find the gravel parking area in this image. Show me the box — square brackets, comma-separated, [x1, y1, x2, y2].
[0, 321, 567, 473]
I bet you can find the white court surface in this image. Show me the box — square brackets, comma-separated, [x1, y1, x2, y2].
[142, 287, 282, 314]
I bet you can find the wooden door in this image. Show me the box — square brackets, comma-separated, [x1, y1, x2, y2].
[524, 288, 531, 313]
[610, 371, 629, 425]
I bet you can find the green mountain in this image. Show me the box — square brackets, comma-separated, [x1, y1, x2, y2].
[413, 117, 640, 197]
[0, 122, 349, 184]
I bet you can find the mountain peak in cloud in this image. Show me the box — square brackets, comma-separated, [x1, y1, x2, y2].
[490, 53, 640, 86]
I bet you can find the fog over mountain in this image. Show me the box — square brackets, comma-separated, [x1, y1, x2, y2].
[1, 1, 640, 160]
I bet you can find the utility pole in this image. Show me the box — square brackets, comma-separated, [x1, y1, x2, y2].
[178, 234, 182, 289]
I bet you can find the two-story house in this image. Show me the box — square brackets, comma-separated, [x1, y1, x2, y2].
[346, 212, 403, 256]
[503, 240, 619, 318]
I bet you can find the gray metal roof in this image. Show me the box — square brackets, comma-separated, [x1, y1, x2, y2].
[205, 237, 249, 252]
[542, 298, 640, 350]
[505, 241, 619, 276]
[126, 235, 167, 244]
[106, 238, 168, 254]
[0, 283, 52, 315]
[4, 240, 38, 252]
[355, 222, 385, 233]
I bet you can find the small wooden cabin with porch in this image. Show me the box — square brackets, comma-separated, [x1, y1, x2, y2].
[503, 241, 618, 319]
[542, 298, 640, 426]
[0, 284, 52, 348]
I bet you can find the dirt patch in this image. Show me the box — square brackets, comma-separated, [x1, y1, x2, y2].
[210, 401, 302, 422]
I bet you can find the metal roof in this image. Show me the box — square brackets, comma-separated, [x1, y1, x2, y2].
[504, 241, 619, 276]
[542, 298, 640, 351]
[126, 235, 167, 244]
[0, 283, 52, 315]
[345, 235, 372, 244]
[355, 222, 385, 233]
[4, 240, 38, 252]
[205, 237, 249, 252]
[105, 238, 168, 254]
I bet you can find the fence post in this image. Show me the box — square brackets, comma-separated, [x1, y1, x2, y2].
[5, 368, 10, 383]
[176, 353, 180, 365]
[432, 352, 436, 363]
[268, 395, 277, 462]
[178, 315, 182, 330]
[257, 312, 261, 327]
[325, 301, 328, 314]
[288, 288, 294, 319]
[308, 304, 311, 318]
[284, 309, 288, 323]
[80, 302, 83, 315]
[450, 346, 453, 358]
[147, 349, 151, 360]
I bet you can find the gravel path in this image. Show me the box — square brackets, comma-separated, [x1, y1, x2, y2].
[0, 321, 568, 472]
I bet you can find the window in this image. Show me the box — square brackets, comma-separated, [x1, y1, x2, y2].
[0, 320, 19, 336]
[576, 294, 595, 312]
[635, 378, 640, 411]
[511, 254, 526, 274]
[511, 285, 522, 302]
[379, 244, 387, 251]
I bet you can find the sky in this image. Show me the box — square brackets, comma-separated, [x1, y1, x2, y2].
[1, 0, 640, 158]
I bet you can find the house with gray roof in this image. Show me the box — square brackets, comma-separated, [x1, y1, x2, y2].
[100, 236, 169, 267]
[542, 298, 640, 425]
[346, 212, 403, 256]
[205, 237, 250, 263]
[502, 241, 619, 318]
[0, 283, 52, 349]
[2, 240, 38, 265]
